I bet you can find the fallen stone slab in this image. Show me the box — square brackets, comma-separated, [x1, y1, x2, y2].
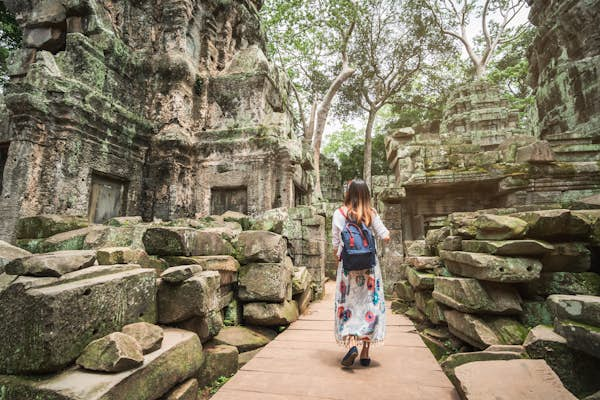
[520, 272, 600, 298]
[212, 326, 274, 352]
[0, 265, 156, 374]
[441, 350, 524, 388]
[444, 310, 528, 349]
[235, 230, 287, 264]
[243, 300, 299, 326]
[122, 322, 164, 354]
[513, 209, 590, 240]
[0, 240, 31, 273]
[105, 216, 143, 227]
[38, 226, 102, 252]
[425, 227, 451, 250]
[238, 258, 293, 302]
[524, 325, 600, 398]
[164, 255, 239, 286]
[405, 256, 442, 270]
[547, 294, 600, 326]
[197, 344, 239, 388]
[433, 277, 522, 315]
[461, 239, 553, 256]
[143, 227, 233, 257]
[77, 332, 144, 372]
[292, 266, 310, 295]
[519, 300, 553, 328]
[96, 247, 150, 266]
[5, 250, 96, 277]
[16, 214, 88, 239]
[393, 279, 414, 301]
[160, 265, 204, 283]
[238, 348, 262, 368]
[407, 267, 435, 290]
[440, 235, 463, 251]
[157, 271, 220, 324]
[294, 287, 312, 314]
[453, 359, 577, 400]
[404, 240, 430, 256]
[554, 319, 600, 359]
[472, 214, 528, 240]
[541, 242, 591, 272]
[0, 328, 202, 400]
[439, 250, 541, 283]
[176, 311, 224, 343]
[415, 290, 446, 324]
[161, 378, 198, 400]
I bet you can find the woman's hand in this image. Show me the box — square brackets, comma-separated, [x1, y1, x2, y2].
[383, 236, 391, 244]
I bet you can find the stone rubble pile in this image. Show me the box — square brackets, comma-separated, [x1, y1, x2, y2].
[0, 206, 326, 399]
[392, 208, 600, 399]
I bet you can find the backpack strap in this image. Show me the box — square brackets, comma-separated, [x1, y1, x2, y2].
[338, 207, 347, 219]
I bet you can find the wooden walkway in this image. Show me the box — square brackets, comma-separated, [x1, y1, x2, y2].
[212, 281, 459, 400]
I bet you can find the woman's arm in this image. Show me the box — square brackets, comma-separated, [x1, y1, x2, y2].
[372, 212, 390, 242]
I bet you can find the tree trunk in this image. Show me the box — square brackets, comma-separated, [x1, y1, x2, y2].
[311, 63, 355, 200]
[363, 109, 377, 189]
[474, 62, 486, 80]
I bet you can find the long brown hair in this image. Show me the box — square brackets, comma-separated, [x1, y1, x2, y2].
[344, 179, 374, 226]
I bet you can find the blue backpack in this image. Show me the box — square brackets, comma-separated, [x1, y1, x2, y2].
[339, 208, 377, 271]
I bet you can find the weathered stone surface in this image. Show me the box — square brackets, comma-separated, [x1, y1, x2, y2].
[519, 301, 553, 328]
[238, 257, 293, 302]
[453, 359, 577, 400]
[76, 332, 144, 372]
[0, 329, 203, 399]
[253, 207, 289, 234]
[444, 310, 528, 349]
[393, 280, 414, 301]
[472, 214, 528, 240]
[425, 227, 451, 250]
[122, 322, 164, 354]
[235, 230, 287, 264]
[5, 250, 96, 277]
[105, 216, 143, 227]
[96, 247, 150, 266]
[415, 290, 446, 324]
[524, 325, 600, 398]
[0, 265, 156, 374]
[461, 239, 553, 256]
[143, 228, 233, 257]
[37, 226, 101, 252]
[161, 265, 204, 283]
[405, 256, 442, 270]
[197, 344, 239, 388]
[515, 141, 555, 163]
[176, 311, 224, 343]
[162, 379, 198, 400]
[157, 271, 220, 324]
[554, 319, 600, 359]
[243, 300, 299, 326]
[513, 209, 590, 240]
[404, 240, 431, 256]
[292, 266, 310, 295]
[540, 242, 591, 272]
[164, 255, 239, 271]
[433, 277, 522, 315]
[212, 326, 274, 352]
[0, 240, 31, 273]
[547, 294, 600, 326]
[407, 267, 435, 290]
[520, 272, 600, 298]
[440, 250, 542, 283]
[16, 215, 88, 239]
[238, 348, 262, 368]
[441, 350, 524, 388]
[440, 236, 463, 251]
[294, 286, 312, 314]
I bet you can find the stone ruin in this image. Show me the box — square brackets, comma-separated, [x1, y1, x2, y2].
[380, 0, 600, 398]
[0, 0, 314, 243]
[0, 0, 329, 398]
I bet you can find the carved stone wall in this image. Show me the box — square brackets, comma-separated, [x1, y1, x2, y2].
[0, 0, 309, 242]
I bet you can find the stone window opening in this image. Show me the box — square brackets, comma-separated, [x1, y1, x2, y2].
[210, 186, 248, 215]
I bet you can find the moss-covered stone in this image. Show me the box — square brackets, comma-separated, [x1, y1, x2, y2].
[15, 215, 89, 239]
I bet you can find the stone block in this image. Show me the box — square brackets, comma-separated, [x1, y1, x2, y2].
[294, 287, 312, 314]
[76, 332, 144, 373]
[0, 240, 31, 273]
[0, 265, 156, 374]
[197, 344, 239, 388]
[6, 48, 36, 77]
[212, 326, 274, 352]
[143, 228, 233, 257]
[513, 209, 590, 240]
[440, 250, 542, 283]
[541, 242, 591, 272]
[15, 215, 88, 239]
[253, 207, 289, 234]
[407, 267, 435, 290]
[433, 277, 522, 315]
[453, 359, 577, 400]
[441, 350, 524, 388]
[292, 266, 310, 295]
[516, 141, 555, 163]
[392, 279, 414, 301]
[37, 227, 100, 252]
[161, 265, 204, 283]
[425, 227, 450, 249]
[520, 272, 600, 298]
[162, 379, 199, 400]
[444, 310, 528, 349]
[238, 348, 262, 368]
[405, 256, 442, 271]
[0, 329, 202, 399]
[122, 322, 164, 354]
[96, 247, 150, 266]
[404, 240, 430, 256]
[157, 271, 220, 324]
[238, 257, 293, 302]
[105, 216, 143, 227]
[243, 300, 299, 326]
[472, 214, 528, 240]
[547, 294, 600, 327]
[440, 236, 463, 251]
[235, 231, 287, 264]
[519, 301, 553, 328]
[461, 239, 553, 256]
[415, 290, 446, 325]
[176, 311, 224, 344]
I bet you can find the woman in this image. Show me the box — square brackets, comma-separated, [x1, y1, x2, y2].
[332, 179, 390, 367]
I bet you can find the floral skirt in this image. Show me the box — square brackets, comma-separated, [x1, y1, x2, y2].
[334, 261, 386, 347]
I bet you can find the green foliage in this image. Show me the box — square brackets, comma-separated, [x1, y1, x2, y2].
[322, 123, 363, 161]
[208, 375, 232, 396]
[336, 133, 390, 182]
[0, 3, 21, 88]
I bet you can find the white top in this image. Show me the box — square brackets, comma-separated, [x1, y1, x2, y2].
[332, 207, 390, 256]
